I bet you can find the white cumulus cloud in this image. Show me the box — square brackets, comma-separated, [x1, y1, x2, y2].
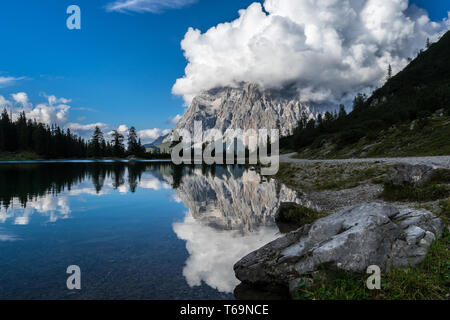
[167, 114, 182, 124]
[173, 0, 450, 105]
[0, 92, 108, 138]
[43, 94, 72, 106]
[117, 124, 129, 134]
[106, 0, 197, 13]
[138, 128, 171, 142]
[11, 92, 31, 109]
[0, 95, 12, 109]
[67, 122, 109, 132]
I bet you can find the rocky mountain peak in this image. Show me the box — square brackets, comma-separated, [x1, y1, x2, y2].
[165, 83, 333, 142]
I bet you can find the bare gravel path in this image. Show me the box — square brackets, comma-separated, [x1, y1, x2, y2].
[280, 153, 450, 169]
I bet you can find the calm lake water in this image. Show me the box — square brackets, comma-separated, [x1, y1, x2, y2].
[0, 162, 300, 300]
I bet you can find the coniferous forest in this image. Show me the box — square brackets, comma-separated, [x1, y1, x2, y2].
[280, 31, 450, 154]
[0, 109, 159, 159]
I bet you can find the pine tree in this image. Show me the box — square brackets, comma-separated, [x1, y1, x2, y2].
[338, 104, 347, 118]
[387, 64, 392, 81]
[324, 111, 333, 123]
[90, 126, 104, 157]
[352, 93, 367, 111]
[111, 130, 125, 158]
[300, 111, 308, 129]
[317, 113, 324, 131]
[127, 126, 139, 155]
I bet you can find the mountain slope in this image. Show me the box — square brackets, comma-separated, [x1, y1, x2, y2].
[143, 134, 168, 148]
[281, 30, 450, 158]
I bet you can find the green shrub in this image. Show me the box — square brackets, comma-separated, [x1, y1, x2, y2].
[276, 204, 328, 227]
[381, 183, 449, 202]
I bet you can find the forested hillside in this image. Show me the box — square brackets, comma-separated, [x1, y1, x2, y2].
[281, 30, 450, 158]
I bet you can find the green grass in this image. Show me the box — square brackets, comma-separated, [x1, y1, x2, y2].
[275, 163, 302, 188]
[0, 151, 42, 161]
[276, 204, 328, 227]
[276, 162, 388, 192]
[315, 166, 384, 191]
[294, 229, 450, 300]
[380, 168, 450, 202]
[438, 199, 450, 224]
[381, 183, 450, 202]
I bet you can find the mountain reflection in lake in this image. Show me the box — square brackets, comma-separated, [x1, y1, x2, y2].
[0, 162, 301, 299]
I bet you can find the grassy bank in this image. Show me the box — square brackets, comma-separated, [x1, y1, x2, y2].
[274, 161, 449, 300]
[293, 228, 449, 300]
[0, 151, 43, 161]
[275, 162, 388, 192]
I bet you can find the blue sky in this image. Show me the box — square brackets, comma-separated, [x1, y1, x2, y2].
[0, 0, 449, 142]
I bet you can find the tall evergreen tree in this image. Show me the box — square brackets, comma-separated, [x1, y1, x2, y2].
[127, 126, 139, 155]
[111, 130, 125, 158]
[89, 126, 105, 157]
[338, 104, 347, 118]
[352, 93, 367, 111]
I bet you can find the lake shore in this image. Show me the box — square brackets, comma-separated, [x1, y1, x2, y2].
[0, 152, 171, 162]
[252, 153, 450, 300]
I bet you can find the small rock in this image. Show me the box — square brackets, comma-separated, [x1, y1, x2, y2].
[384, 163, 436, 186]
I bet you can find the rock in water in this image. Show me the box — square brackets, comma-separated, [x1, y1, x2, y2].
[165, 83, 331, 142]
[384, 163, 436, 186]
[234, 201, 444, 286]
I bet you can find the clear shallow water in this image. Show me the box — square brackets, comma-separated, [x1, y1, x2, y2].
[0, 162, 299, 299]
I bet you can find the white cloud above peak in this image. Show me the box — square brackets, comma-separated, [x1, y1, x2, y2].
[106, 0, 197, 13]
[167, 114, 182, 124]
[173, 0, 450, 105]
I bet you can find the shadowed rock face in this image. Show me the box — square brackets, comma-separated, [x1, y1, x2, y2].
[234, 201, 444, 286]
[165, 83, 332, 141]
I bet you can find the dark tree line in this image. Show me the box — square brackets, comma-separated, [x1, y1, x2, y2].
[0, 110, 87, 158]
[86, 125, 147, 158]
[0, 109, 153, 159]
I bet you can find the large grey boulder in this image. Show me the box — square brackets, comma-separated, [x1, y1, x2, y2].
[234, 201, 443, 286]
[384, 163, 436, 186]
